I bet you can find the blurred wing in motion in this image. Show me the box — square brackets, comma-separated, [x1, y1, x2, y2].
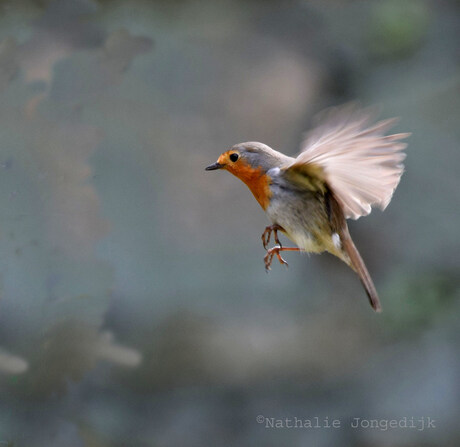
[283, 104, 410, 219]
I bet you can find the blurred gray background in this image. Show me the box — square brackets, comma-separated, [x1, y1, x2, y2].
[0, 0, 459, 446]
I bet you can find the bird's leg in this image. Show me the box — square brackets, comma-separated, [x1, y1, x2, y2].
[261, 224, 300, 270]
[264, 246, 301, 271]
[261, 224, 285, 250]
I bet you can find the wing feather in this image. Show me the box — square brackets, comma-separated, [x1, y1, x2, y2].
[282, 104, 410, 220]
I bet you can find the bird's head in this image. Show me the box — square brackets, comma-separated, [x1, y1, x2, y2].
[205, 142, 287, 210]
[205, 142, 283, 178]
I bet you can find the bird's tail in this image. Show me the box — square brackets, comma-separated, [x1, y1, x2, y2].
[340, 228, 382, 313]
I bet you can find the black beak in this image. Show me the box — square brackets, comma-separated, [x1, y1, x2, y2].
[205, 162, 224, 171]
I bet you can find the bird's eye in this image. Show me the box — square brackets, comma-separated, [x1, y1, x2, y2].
[229, 153, 239, 162]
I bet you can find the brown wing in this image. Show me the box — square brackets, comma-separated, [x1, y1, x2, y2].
[282, 104, 410, 220]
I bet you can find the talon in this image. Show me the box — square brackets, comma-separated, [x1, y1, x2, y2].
[273, 231, 282, 247]
[264, 244, 289, 270]
[276, 251, 289, 267]
[261, 224, 284, 250]
[261, 228, 271, 250]
[264, 251, 273, 271]
[261, 226, 299, 270]
[265, 258, 273, 271]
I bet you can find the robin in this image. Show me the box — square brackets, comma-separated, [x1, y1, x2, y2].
[206, 104, 409, 312]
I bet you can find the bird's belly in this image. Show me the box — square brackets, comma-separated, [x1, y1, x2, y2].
[286, 229, 324, 253]
[266, 195, 327, 254]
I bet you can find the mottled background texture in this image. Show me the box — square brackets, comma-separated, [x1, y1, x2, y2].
[0, 0, 459, 446]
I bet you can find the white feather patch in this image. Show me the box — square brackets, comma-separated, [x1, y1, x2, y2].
[267, 167, 281, 177]
[332, 232, 341, 249]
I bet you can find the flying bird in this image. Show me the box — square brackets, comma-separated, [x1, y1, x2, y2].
[206, 104, 409, 312]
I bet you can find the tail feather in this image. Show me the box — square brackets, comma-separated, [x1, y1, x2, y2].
[340, 230, 382, 312]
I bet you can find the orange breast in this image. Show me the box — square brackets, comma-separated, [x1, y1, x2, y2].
[226, 162, 272, 210]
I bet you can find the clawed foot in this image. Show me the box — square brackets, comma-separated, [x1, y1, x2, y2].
[264, 245, 289, 271]
[261, 224, 284, 250]
[261, 225, 301, 271]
